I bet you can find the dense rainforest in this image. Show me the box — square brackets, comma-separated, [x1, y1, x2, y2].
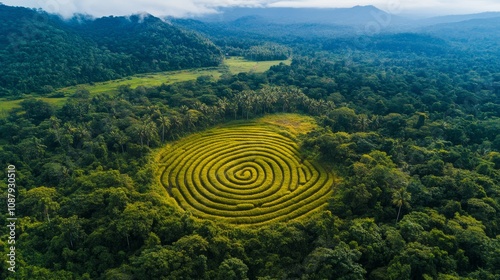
[0, 4, 223, 96]
[1, 4, 500, 280]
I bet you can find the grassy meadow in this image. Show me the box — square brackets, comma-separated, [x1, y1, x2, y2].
[0, 57, 288, 118]
[55, 68, 222, 96]
[225, 56, 292, 74]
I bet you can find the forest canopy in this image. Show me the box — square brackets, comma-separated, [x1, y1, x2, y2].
[0, 5, 223, 96]
[0, 3, 500, 280]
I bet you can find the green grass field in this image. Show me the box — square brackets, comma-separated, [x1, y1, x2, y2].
[56, 68, 222, 96]
[156, 114, 333, 226]
[258, 113, 317, 136]
[0, 57, 289, 117]
[224, 57, 292, 74]
[0, 97, 67, 118]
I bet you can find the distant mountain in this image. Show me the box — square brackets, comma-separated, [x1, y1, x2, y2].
[174, 5, 408, 44]
[417, 12, 500, 26]
[422, 16, 500, 51]
[173, 16, 354, 42]
[0, 4, 223, 96]
[194, 6, 500, 32]
[194, 6, 408, 27]
[424, 16, 500, 37]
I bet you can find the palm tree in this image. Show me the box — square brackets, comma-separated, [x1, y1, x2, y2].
[183, 109, 202, 129]
[49, 116, 62, 145]
[358, 114, 371, 132]
[392, 188, 411, 224]
[228, 99, 239, 120]
[110, 128, 129, 153]
[169, 115, 183, 139]
[158, 115, 171, 142]
[236, 90, 256, 119]
[260, 86, 279, 113]
[141, 117, 158, 147]
[217, 97, 229, 119]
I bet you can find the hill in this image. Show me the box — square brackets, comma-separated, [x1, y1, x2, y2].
[0, 4, 223, 96]
[195, 5, 407, 27]
[417, 11, 500, 26]
[416, 16, 500, 53]
[424, 16, 500, 41]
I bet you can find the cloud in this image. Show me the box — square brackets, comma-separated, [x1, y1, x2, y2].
[400, 0, 500, 15]
[269, 0, 500, 15]
[1, 0, 278, 17]
[2, 0, 500, 17]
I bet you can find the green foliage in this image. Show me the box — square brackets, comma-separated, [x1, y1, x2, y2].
[0, 5, 223, 96]
[0, 5, 499, 278]
[216, 257, 249, 280]
[302, 243, 365, 280]
[244, 43, 292, 61]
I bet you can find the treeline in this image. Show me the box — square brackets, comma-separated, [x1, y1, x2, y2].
[222, 43, 292, 61]
[322, 33, 452, 56]
[0, 5, 223, 96]
[0, 23, 499, 279]
[244, 43, 292, 61]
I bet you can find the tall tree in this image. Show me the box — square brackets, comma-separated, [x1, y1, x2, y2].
[392, 188, 411, 223]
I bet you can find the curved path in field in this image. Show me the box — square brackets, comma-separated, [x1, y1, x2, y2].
[158, 123, 334, 225]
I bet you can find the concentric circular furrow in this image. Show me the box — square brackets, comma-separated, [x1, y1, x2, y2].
[158, 124, 334, 225]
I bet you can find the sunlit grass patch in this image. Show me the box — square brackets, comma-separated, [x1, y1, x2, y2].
[224, 56, 291, 74]
[257, 113, 317, 136]
[56, 68, 221, 95]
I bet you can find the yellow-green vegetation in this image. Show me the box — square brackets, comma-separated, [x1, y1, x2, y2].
[225, 56, 292, 74]
[259, 113, 317, 136]
[56, 68, 222, 96]
[0, 97, 67, 118]
[156, 115, 333, 226]
[0, 100, 22, 118]
[1, 68, 220, 116]
[56, 56, 290, 96]
[0, 57, 289, 118]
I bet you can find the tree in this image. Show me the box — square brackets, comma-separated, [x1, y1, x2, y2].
[132, 246, 207, 279]
[20, 99, 54, 124]
[60, 215, 86, 249]
[184, 109, 203, 128]
[116, 202, 157, 249]
[216, 258, 249, 280]
[16, 137, 46, 161]
[157, 114, 171, 142]
[392, 188, 411, 223]
[19, 186, 60, 222]
[109, 127, 129, 153]
[260, 86, 278, 113]
[303, 243, 365, 280]
[325, 107, 359, 132]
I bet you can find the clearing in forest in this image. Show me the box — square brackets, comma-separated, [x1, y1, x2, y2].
[225, 56, 292, 74]
[156, 114, 334, 226]
[0, 57, 289, 118]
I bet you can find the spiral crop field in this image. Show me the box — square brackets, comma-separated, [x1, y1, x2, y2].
[157, 120, 334, 226]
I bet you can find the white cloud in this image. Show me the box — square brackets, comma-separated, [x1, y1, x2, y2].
[400, 0, 500, 15]
[2, 0, 500, 17]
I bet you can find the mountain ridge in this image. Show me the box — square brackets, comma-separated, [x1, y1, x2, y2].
[0, 4, 223, 95]
[193, 5, 406, 27]
[191, 5, 500, 30]
[417, 11, 500, 26]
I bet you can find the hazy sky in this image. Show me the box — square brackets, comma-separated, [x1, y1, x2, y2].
[2, 0, 500, 17]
